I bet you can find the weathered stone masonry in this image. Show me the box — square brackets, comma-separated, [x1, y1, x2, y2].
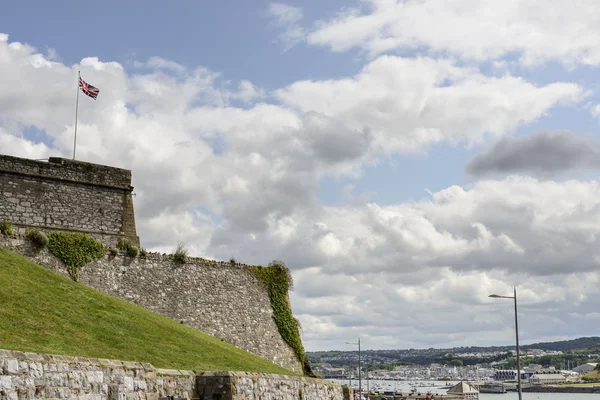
[1, 238, 303, 374]
[0, 155, 138, 246]
[0, 349, 195, 400]
[0, 349, 351, 400]
[0, 154, 305, 374]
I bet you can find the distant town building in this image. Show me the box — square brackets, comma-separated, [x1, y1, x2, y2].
[522, 365, 557, 379]
[573, 363, 598, 374]
[493, 370, 521, 381]
[529, 373, 566, 385]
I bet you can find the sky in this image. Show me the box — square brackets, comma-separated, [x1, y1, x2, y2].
[1, 0, 600, 352]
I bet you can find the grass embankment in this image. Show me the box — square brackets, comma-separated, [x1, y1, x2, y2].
[0, 248, 294, 374]
[582, 370, 600, 382]
[561, 382, 600, 387]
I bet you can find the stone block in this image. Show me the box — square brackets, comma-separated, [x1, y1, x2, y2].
[0, 375, 11, 390]
[134, 379, 147, 391]
[108, 384, 126, 400]
[4, 390, 17, 400]
[144, 392, 158, 400]
[4, 360, 18, 374]
[86, 371, 104, 384]
[123, 376, 134, 392]
[29, 362, 43, 379]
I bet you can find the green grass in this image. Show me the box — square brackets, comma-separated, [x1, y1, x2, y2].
[0, 248, 295, 374]
[582, 370, 600, 382]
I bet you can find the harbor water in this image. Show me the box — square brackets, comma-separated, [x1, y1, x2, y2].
[329, 379, 600, 399]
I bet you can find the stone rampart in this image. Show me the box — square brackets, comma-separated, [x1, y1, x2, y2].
[0, 350, 349, 400]
[0, 155, 137, 246]
[0, 237, 303, 374]
[0, 153, 307, 376]
[196, 371, 349, 400]
[0, 349, 194, 400]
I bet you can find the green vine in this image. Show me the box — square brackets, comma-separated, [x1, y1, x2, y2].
[251, 260, 315, 376]
[47, 232, 106, 282]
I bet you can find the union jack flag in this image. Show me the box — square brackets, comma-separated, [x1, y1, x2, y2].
[79, 76, 100, 100]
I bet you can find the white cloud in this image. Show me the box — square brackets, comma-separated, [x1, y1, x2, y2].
[267, 3, 306, 50]
[276, 56, 583, 155]
[307, 0, 600, 66]
[268, 3, 303, 25]
[134, 56, 186, 73]
[0, 33, 597, 350]
[225, 176, 600, 347]
[233, 80, 265, 103]
[0, 127, 53, 159]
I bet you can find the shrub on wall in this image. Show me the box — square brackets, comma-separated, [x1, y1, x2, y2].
[25, 229, 49, 248]
[251, 260, 315, 377]
[171, 242, 188, 263]
[117, 237, 140, 257]
[0, 221, 15, 237]
[47, 232, 107, 281]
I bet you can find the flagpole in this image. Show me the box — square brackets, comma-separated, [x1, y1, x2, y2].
[73, 70, 80, 160]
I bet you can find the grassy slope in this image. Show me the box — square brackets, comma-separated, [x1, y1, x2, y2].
[0, 248, 294, 374]
[583, 370, 600, 381]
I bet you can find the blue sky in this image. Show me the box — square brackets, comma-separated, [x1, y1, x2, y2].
[4, 0, 599, 208]
[2, 0, 600, 351]
[2, 1, 359, 86]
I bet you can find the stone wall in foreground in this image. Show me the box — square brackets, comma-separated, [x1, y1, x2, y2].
[0, 350, 350, 400]
[196, 371, 351, 400]
[0, 349, 194, 400]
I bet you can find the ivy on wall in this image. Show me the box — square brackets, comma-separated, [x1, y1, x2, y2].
[47, 232, 106, 282]
[251, 260, 315, 377]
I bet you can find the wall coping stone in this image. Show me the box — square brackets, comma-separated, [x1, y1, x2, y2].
[195, 370, 340, 386]
[4, 235, 266, 272]
[156, 369, 194, 377]
[0, 154, 133, 190]
[0, 349, 156, 371]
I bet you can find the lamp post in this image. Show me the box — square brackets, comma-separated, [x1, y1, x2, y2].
[346, 338, 362, 398]
[489, 287, 522, 400]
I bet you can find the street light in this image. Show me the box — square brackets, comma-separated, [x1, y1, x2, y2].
[346, 338, 362, 398]
[489, 287, 522, 400]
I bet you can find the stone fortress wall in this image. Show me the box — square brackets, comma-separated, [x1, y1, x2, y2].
[0, 349, 350, 400]
[0, 154, 303, 374]
[0, 155, 138, 246]
[0, 239, 303, 374]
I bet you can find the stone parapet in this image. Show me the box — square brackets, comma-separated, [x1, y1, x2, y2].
[196, 371, 350, 400]
[0, 350, 350, 400]
[0, 154, 138, 246]
[0, 155, 132, 189]
[0, 349, 192, 400]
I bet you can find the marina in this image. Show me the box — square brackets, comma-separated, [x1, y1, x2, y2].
[330, 379, 600, 399]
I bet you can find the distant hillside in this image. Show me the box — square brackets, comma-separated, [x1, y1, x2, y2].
[0, 248, 293, 374]
[307, 337, 600, 367]
[521, 337, 600, 352]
